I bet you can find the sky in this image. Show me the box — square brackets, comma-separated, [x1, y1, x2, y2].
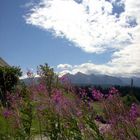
[0, 0, 140, 78]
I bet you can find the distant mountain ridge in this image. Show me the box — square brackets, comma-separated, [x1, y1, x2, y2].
[62, 72, 140, 87]
[21, 72, 140, 87]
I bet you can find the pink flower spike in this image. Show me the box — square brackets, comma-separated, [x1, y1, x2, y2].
[92, 89, 103, 101]
[2, 108, 12, 118]
[109, 87, 119, 95]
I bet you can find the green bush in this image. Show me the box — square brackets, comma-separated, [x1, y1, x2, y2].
[0, 66, 22, 106]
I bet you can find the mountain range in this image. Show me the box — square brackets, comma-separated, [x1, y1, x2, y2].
[62, 72, 140, 87]
[22, 72, 140, 87]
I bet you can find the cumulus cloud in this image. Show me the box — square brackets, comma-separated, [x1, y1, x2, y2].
[57, 61, 140, 77]
[25, 0, 136, 53]
[25, 0, 140, 77]
[57, 64, 72, 70]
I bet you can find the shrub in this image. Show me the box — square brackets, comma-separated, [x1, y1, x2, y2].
[0, 66, 22, 106]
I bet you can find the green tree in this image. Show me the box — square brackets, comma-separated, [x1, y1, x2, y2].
[0, 66, 22, 106]
[38, 63, 58, 96]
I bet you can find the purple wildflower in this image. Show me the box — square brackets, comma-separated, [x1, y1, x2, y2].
[129, 103, 139, 121]
[109, 87, 119, 95]
[52, 89, 63, 104]
[92, 89, 103, 101]
[76, 110, 82, 117]
[2, 108, 12, 118]
[37, 83, 46, 92]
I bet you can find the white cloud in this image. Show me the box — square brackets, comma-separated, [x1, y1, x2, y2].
[57, 70, 72, 77]
[57, 64, 72, 70]
[57, 61, 140, 77]
[20, 68, 40, 79]
[20, 73, 40, 79]
[25, 0, 136, 53]
[25, 0, 140, 77]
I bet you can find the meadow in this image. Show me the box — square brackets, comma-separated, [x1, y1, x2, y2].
[0, 64, 140, 140]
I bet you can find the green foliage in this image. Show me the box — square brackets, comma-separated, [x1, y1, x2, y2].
[0, 66, 22, 106]
[43, 110, 62, 140]
[85, 116, 104, 140]
[38, 63, 58, 95]
[123, 95, 139, 107]
[17, 102, 33, 140]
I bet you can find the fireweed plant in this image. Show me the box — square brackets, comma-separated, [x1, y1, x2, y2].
[0, 68, 140, 139]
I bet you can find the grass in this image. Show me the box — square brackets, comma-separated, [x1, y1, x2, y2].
[0, 115, 13, 138]
[93, 102, 104, 115]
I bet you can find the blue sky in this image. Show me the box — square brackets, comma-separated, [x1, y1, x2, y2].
[0, 0, 140, 77]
